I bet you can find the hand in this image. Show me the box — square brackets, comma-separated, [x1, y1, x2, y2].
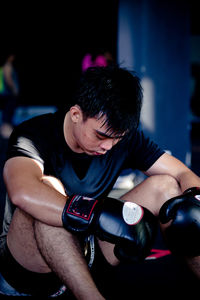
[159, 187, 200, 256]
[62, 195, 157, 262]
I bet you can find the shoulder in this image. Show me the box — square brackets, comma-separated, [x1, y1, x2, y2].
[8, 113, 62, 151]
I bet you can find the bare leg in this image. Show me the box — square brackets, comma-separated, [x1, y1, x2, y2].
[185, 256, 200, 280]
[113, 174, 200, 280]
[34, 220, 105, 299]
[7, 208, 105, 299]
[6, 175, 105, 299]
[120, 174, 180, 215]
[98, 174, 180, 265]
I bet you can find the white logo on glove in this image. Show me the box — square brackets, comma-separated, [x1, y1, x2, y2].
[122, 202, 144, 225]
[195, 195, 200, 201]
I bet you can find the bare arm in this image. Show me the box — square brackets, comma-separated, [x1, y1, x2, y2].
[3, 156, 67, 226]
[4, 156, 106, 299]
[145, 152, 200, 192]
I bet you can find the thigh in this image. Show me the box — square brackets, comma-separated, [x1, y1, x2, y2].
[7, 208, 51, 273]
[0, 240, 62, 297]
[6, 175, 67, 273]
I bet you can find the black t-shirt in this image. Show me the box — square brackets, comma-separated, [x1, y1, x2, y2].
[6, 110, 165, 199]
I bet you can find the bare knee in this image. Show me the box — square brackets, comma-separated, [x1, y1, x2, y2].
[145, 175, 181, 214]
[150, 174, 180, 198]
[121, 174, 181, 216]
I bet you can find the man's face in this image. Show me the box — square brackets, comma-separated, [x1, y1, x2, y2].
[71, 108, 124, 156]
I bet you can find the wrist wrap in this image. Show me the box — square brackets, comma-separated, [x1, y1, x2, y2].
[62, 195, 99, 233]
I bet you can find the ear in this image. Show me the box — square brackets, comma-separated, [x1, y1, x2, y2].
[69, 105, 83, 123]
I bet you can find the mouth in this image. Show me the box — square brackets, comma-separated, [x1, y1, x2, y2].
[93, 152, 105, 155]
[86, 150, 106, 156]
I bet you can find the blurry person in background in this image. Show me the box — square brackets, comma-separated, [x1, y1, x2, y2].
[0, 52, 19, 139]
[81, 48, 114, 72]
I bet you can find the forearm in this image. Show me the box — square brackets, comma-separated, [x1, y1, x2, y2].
[3, 159, 67, 227]
[12, 178, 66, 226]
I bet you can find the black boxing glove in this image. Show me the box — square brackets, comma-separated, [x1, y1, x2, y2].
[159, 187, 200, 256]
[62, 195, 157, 262]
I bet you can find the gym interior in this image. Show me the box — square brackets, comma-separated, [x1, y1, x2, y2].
[0, 0, 199, 298]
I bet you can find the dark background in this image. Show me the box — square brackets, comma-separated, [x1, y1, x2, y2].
[0, 1, 118, 107]
[1, 0, 198, 108]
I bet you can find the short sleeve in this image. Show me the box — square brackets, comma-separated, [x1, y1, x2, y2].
[5, 114, 54, 166]
[126, 130, 165, 171]
[6, 132, 45, 165]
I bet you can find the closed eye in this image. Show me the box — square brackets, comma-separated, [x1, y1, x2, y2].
[95, 130, 125, 140]
[96, 133, 107, 140]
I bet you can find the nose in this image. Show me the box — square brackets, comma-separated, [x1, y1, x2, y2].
[100, 139, 115, 151]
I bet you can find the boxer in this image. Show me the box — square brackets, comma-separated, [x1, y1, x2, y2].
[1, 65, 200, 299]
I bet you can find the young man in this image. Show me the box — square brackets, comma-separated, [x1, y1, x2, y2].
[0, 65, 199, 298]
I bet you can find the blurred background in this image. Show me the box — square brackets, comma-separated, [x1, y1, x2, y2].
[0, 0, 200, 297]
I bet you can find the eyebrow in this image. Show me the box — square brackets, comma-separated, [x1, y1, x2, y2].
[95, 130, 125, 139]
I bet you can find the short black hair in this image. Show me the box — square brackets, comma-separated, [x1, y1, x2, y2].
[72, 65, 143, 137]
